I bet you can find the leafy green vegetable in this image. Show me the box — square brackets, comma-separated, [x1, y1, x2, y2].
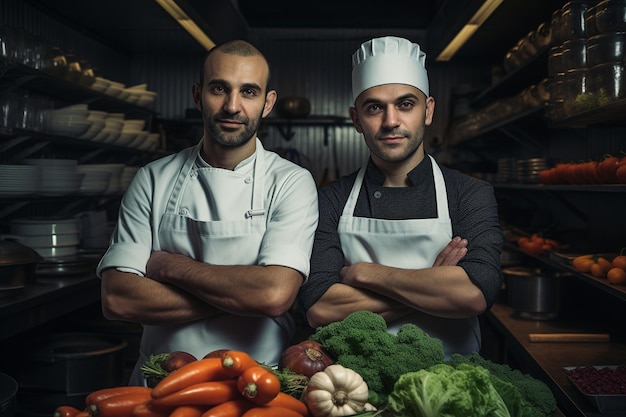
[447, 352, 556, 417]
[310, 311, 445, 406]
[388, 363, 518, 417]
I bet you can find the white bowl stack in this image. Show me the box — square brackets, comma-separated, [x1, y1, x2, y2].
[78, 110, 107, 141]
[46, 104, 93, 138]
[0, 164, 41, 196]
[10, 217, 81, 260]
[101, 113, 124, 144]
[21, 158, 83, 196]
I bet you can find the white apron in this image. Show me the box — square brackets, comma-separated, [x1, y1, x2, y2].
[129, 143, 294, 384]
[338, 155, 480, 357]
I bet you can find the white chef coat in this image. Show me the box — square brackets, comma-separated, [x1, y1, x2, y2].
[97, 139, 318, 384]
[338, 155, 481, 356]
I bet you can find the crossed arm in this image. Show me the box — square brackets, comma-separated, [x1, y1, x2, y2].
[101, 254, 303, 326]
[306, 236, 487, 328]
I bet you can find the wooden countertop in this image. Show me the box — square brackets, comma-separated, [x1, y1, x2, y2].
[486, 303, 626, 417]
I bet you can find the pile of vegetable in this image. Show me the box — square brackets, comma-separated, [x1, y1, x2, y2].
[308, 310, 444, 407]
[51, 311, 557, 417]
[572, 250, 626, 285]
[516, 233, 561, 257]
[53, 350, 316, 417]
[307, 311, 556, 416]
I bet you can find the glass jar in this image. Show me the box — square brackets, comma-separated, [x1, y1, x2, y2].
[595, 0, 626, 33]
[560, 0, 595, 40]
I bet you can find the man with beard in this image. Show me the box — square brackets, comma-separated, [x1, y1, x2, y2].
[97, 40, 318, 385]
[298, 36, 503, 357]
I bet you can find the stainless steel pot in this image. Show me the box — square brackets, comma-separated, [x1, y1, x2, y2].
[0, 238, 42, 292]
[504, 266, 570, 320]
[18, 333, 127, 395]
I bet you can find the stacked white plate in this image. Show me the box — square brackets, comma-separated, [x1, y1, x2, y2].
[0, 164, 41, 196]
[100, 113, 124, 144]
[10, 217, 80, 260]
[90, 77, 111, 93]
[104, 81, 125, 98]
[78, 118, 105, 141]
[76, 166, 111, 195]
[136, 132, 160, 151]
[127, 83, 157, 108]
[117, 118, 146, 147]
[21, 158, 82, 196]
[76, 163, 125, 195]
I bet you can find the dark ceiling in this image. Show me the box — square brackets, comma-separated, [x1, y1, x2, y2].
[26, 0, 561, 62]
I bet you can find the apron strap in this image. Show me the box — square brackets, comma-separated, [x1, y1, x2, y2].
[342, 155, 450, 219]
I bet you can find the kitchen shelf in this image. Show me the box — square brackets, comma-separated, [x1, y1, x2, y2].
[0, 128, 166, 163]
[0, 58, 157, 117]
[472, 45, 550, 105]
[484, 303, 626, 417]
[503, 242, 626, 302]
[549, 97, 626, 129]
[449, 104, 546, 146]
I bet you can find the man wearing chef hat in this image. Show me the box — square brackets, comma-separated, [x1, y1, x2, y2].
[299, 36, 503, 356]
[97, 40, 319, 385]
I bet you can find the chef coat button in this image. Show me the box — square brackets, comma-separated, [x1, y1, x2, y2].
[190, 171, 197, 179]
[244, 176, 253, 184]
[373, 191, 382, 199]
[179, 208, 189, 216]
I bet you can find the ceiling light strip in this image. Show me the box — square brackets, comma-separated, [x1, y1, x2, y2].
[154, 0, 215, 51]
[436, 0, 504, 62]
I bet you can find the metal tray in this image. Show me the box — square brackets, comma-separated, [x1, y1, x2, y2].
[563, 366, 626, 413]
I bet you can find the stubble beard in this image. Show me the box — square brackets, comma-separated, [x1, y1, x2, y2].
[202, 107, 263, 148]
[370, 126, 425, 164]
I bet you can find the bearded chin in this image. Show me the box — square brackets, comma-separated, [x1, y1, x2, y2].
[202, 108, 263, 147]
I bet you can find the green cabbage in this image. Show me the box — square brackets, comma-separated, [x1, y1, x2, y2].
[388, 363, 523, 417]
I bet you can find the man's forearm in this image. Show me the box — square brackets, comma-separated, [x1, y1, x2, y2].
[343, 263, 487, 318]
[306, 282, 410, 328]
[101, 268, 218, 325]
[147, 251, 303, 318]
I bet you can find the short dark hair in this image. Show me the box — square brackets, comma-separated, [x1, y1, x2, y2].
[198, 40, 271, 89]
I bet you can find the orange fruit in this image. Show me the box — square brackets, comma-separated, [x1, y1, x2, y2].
[572, 254, 593, 270]
[597, 257, 613, 273]
[573, 257, 595, 273]
[607, 267, 626, 285]
[612, 255, 626, 270]
[590, 262, 606, 278]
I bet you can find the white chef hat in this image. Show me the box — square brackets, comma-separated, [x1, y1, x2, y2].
[351, 36, 429, 101]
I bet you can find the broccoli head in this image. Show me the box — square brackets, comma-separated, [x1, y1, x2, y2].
[309, 311, 445, 406]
